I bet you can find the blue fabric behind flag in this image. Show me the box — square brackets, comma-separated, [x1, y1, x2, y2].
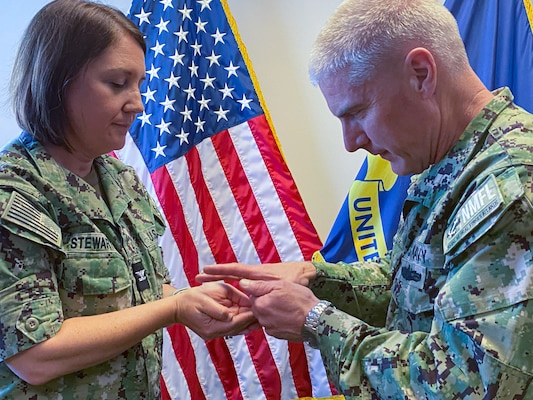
[316, 0, 533, 264]
[446, 0, 533, 111]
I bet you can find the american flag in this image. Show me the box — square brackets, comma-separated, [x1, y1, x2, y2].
[114, 0, 333, 398]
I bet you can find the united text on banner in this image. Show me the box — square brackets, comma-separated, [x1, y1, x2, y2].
[115, 0, 332, 398]
[313, 154, 411, 264]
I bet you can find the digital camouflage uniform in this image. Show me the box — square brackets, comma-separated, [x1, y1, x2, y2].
[0, 132, 170, 399]
[310, 88, 533, 399]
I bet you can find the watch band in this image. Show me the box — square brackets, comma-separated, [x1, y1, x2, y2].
[301, 300, 332, 348]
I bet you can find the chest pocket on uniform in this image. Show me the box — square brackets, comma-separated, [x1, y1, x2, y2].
[392, 240, 447, 315]
[58, 233, 131, 316]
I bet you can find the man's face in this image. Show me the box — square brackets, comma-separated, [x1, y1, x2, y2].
[63, 34, 146, 159]
[318, 67, 438, 176]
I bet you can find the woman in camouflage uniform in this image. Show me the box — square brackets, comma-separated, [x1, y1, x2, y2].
[0, 1, 254, 398]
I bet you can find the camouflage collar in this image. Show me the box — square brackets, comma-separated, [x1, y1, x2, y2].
[407, 87, 514, 208]
[16, 132, 132, 222]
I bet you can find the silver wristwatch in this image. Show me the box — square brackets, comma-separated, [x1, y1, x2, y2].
[301, 300, 332, 348]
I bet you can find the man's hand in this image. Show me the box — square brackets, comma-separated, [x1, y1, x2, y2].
[238, 279, 320, 342]
[196, 261, 317, 286]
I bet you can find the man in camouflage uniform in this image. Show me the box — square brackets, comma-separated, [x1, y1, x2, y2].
[198, 0, 533, 398]
[303, 87, 533, 398]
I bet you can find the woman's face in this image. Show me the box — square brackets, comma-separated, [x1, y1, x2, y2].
[63, 34, 145, 159]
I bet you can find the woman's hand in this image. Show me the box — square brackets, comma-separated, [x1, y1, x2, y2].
[173, 282, 258, 340]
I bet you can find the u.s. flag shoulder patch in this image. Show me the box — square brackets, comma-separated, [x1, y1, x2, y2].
[2, 191, 62, 247]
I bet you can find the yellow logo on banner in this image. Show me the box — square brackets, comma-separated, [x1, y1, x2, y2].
[524, 0, 533, 34]
[349, 155, 398, 261]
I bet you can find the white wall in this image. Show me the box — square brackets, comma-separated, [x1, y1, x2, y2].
[0, 1, 362, 241]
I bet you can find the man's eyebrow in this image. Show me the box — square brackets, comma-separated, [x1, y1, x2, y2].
[337, 103, 365, 118]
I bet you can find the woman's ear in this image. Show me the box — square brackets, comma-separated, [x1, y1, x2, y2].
[404, 47, 437, 97]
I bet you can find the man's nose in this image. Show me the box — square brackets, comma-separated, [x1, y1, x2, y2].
[343, 124, 369, 152]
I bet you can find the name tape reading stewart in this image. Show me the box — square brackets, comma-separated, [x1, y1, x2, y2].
[68, 233, 113, 251]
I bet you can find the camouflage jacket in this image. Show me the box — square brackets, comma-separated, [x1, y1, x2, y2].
[0, 132, 169, 399]
[310, 88, 533, 399]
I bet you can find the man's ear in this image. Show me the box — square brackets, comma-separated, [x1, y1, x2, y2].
[404, 47, 437, 97]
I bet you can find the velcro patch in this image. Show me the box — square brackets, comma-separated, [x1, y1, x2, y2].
[2, 191, 62, 247]
[444, 175, 503, 253]
[67, 233, 113, 252]
[139, 226, 160, 249]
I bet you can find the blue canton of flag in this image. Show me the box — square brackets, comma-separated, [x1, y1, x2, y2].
[130, 0, 262, 172]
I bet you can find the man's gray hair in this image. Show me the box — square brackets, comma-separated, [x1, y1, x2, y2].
[309, 0, 469, 86]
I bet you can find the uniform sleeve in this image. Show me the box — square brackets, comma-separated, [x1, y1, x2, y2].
[0, 191, 64, 361]
[309, 258, 391, 327]
[311, 167, 533, 399]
